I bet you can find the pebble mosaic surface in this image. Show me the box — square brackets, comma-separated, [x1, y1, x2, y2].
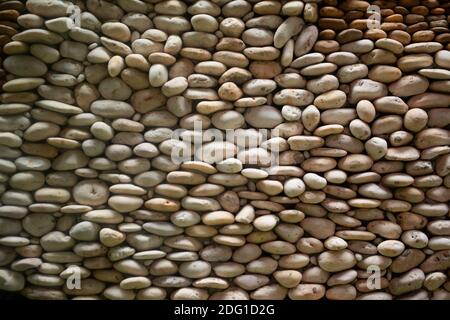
[0, 0, 450, 300]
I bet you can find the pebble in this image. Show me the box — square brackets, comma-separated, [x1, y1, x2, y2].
[301, 218, 335, 240]
[318, 250, 357, 272]
[244, 106, 283, 129]
[4, 55, 47, 77]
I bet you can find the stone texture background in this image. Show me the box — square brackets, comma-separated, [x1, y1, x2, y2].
[0, 0, 449, 300]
